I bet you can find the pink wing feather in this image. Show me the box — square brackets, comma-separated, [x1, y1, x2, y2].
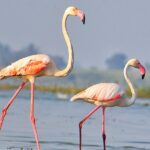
[0, 54, 52, 78]
[71, 83, 124, 103]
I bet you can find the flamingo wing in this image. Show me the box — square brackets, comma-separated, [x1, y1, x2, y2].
[0, 54, 54, 78]
[71, 83, 124, 103]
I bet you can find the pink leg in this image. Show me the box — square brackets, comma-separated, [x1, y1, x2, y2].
[79, 105, 101, 150]
[30, 79, 40, 150]
[0, 81, 27, 129]
[102, 107, 106, 150]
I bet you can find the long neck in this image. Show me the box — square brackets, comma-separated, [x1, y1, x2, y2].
[54, 12, 74, 77]
[123, 63, 137, 106]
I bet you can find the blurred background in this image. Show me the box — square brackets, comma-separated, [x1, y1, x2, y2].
[0, 0, 150, 89]
[0, 1, 150, 150]
[0, 0, 150, 86]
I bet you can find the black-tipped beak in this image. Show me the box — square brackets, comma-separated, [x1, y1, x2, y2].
[77, 10, 85, 25]
[139, 64, 146, 80]
[142, 74, 145, 80]
[82, 15, 85, 24]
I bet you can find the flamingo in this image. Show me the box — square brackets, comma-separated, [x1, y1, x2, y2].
[71, 58, 146, 150]
[0, 6, 85, 150]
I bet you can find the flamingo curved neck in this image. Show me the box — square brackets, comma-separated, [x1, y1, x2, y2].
[123, 63, 137, 106]
[54, 12, 74, 77]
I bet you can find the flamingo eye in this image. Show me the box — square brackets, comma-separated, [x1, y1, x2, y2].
[137, 62, 140, 65]
[73, 8, 78, 13]
[74, 9, 77, 13]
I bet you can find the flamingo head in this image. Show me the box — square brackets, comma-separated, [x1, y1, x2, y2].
[128, 58, 146, 79]
[65, 6, 85, 24]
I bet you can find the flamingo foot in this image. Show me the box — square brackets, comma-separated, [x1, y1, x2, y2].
[102, 133, 106, 150]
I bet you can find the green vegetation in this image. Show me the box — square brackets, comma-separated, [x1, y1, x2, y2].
[0, 65, 149, 99]
[126, 87, 150, 99]
[34, 85, 83, 94]
[0, 84, 83, 94]
[0, 84, 150, 99]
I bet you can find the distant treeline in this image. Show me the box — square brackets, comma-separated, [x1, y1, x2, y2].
[0, 43, 66, 68]
[1, 41, 150, 70]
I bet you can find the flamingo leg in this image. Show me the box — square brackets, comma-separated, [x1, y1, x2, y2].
[30, 79, 40, 150]
[102, 107, 106, 150]
[79, 105, 101, 150]
[0, 81, 27, 129]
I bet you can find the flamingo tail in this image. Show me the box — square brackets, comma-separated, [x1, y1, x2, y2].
[70, 91, 85, 101]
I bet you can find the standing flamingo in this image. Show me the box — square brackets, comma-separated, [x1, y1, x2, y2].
[71, 58, 146, 150]
[0, 6, 85, 150]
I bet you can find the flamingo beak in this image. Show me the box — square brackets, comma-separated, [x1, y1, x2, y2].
[142, 74, 145, 80]
[77, 10, 85, 24]
[139, 64, 146, 80]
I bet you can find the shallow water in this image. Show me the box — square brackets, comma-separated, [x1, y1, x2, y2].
[0, 90, 149, 150]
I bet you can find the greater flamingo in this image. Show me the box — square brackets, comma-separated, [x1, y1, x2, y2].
[0, 6, 85, 150]
[71, 58, 146, 150]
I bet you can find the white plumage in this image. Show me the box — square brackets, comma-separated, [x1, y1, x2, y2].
[71, 83, 124, 107]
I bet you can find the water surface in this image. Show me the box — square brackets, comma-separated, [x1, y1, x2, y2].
[0, 90, 149, 150]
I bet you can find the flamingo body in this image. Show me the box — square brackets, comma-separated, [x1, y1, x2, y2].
[71, 83, 125, 107]
[0, 54, 57, 79]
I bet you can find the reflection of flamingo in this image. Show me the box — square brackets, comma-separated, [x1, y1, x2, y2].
[71, 58, 146, 150]
[0, 6, 85, 150]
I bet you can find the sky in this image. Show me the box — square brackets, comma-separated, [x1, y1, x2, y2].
[0, 0, 150, 68]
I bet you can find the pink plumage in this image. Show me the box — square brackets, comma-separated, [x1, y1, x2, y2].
[71, 83, 124, 106]
[0, 54, 55, 79]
